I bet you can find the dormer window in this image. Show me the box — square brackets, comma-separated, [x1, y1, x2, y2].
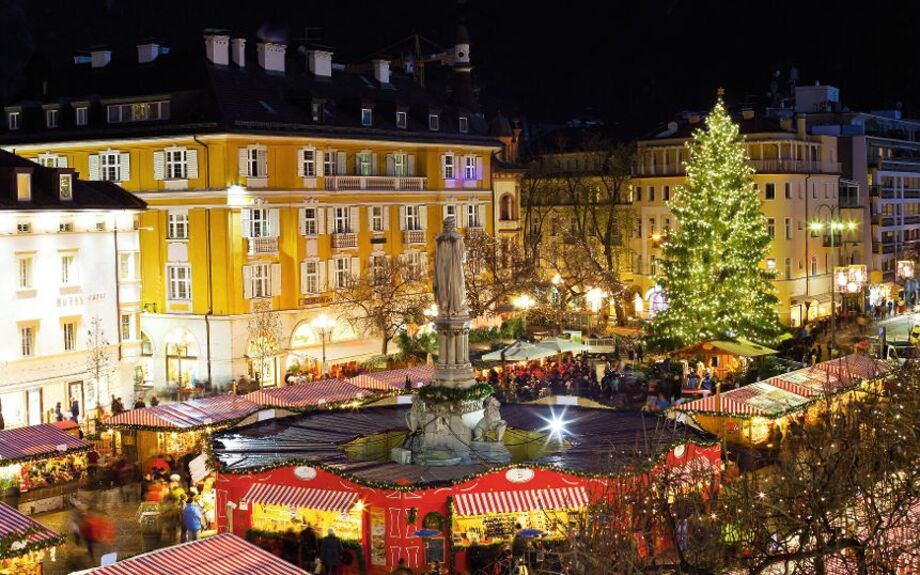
[75, 106, 88, 126]
[7, 111, 20, 130]
[311, 101, 324, 123]
[428, 113, 440, 131]
[396, 111, 407, 129]
[361, 108, 373, 127]
[45, 109, 59, 129]
[458, 115, 469, 133]
[16, 173, 31, 202]
[59, 174, 73, 201]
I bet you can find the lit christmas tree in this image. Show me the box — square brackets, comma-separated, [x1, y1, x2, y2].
[650, 93, 782, 348]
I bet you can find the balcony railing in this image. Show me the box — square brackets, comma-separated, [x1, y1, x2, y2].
[331, 232, 358, 249]
[325, 176, 427, 191]
[403, 229, 426, 245]
[247, 235, 278, 255]
[748, 159, 841, 174]
[632, 165, 685, 177]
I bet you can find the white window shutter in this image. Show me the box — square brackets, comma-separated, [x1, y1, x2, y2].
[399, 206, 407, 231]
[370, 153, 378, 176]
[442, 204, 451, 221]
[478, 204, 486, 228]
[440, 154, 447, 178]
[58, 156, 68, 168]
[242, 265, 253, 299]
[327, 260, 337, 289]
[475, 156, 483, 180]
[419, 204, 428, 230]
[153, 151, 165, 180]
[408, 154, 417, 176]
[315, 152, 324, 177]
[382, 205, 390, 231]
[317, 208, 326, 235]
[257, 148, 268, 178]
[120, 152, 131, 181]
[318, 260, 327, 291]
[238, 148, 249, 177]
[336, 151, 347, 175]
[298, 208, 306, 236]
[350, 206, 360, 233]
[187, 149, 199, 179]
[327, 207, 336, 233]
[419, 252, 428, 277]
[300, 261, 308, 295]
[88, 154, 100, 180]
[386, 154, 395, 176]
[240, 209, 252, 238]
[271, 263, 282, 296]
[350, 256, 361, 279]
[297, 148, 305, 177]
[269, 209, 280, 237]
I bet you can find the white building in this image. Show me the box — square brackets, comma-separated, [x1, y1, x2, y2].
[0, 151, 146, 426]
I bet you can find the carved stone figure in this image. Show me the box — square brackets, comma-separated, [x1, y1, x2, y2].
[433, 217, 468, 317]
[406, 395, 426, 432]
[472, 396, 507, 442]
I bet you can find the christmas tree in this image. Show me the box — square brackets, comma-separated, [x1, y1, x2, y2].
[649, 94, 782, 348]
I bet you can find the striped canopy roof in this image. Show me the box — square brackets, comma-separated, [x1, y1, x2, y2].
[672, 381, 813, 418]
[349, 365, 435, 391]
[246, 379, 367, 409]
[242, 483, 358, 514]
[103, 395, 260, 430]
[765, 367, 846, 397]
[813, 353, 889, 382]
[0, 423, 89, 464]
[83, 533, 308, 575]
[454, 486, 590, 516]
[0, 502, 62, 558]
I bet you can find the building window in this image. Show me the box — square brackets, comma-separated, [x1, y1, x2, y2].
[324, 151, 337, 176]
[20, 326, 34, 357]
[466, 204, 482, 228]
[17, 222, 31, 234]
[7, 111, 20, 130]
[784, 217, 792, 240]
[302, 260, 320, 294]
[361, 108, 373, 126]
[334, 258, 353, 289]
[63, 322, 76, 352]
[464, 155, 477, 180]
[356, 152, 373, 176]
[766, 218, 775, 238]
[165, 148, 188, 179]
[247, 208, 270, 237]
[811, 256, 817, 276]
[121, 314, 132, 341]
[634, 186, 642, 202]
[648, 218, 656, 235]
[370, 206, 385, 232]
[396, 111, 407, 129]
[59, 174, 73, 200]
[167, 265, 191, 300]
[442, 154, 455, 180]
[784, 182, 792, 199]
[106, 100, 170, 123]
[311, 102, 323, 122]
[17, 173, 31, 202]
[59, 221, 73, 233]
[18, 257, 33, 290]
[784, 257, 792, 280]
[333, 207, 351, 234]
[459, 116, 469, 133]
[429, 114, 440, 131]
[119, 252, 136, 281]
[301, 149, 316, 177]
[95, 219, 106, 232]
[100, 152, 122, 181]
[649, 186, 656, 202]
[250, 264, 272, 298]
[370, 254, 387, 285]
[766, 258, 776, 272]
[244, 147, 266, 178]
[765, 183, 775, 200]
[167, 212, 189, 240]
[61, 254, 76, 286]
[46, 109, 59, 128]
[75, 106, 88, 126]
[404, 252, 425, 280]
[303, 208, 318, 236]
[393, 153, 408, 177]
[405, 205, 421, 231]
[663, 185, 670, 202]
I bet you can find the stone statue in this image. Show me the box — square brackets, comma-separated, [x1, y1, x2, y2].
[472, 396, 507, 442]
[433, 217, 467, 317]
[406, 395, 426, 432]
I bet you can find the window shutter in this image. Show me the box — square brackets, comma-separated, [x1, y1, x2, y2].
[327, 260, 337, 289]
[315, 152, 324, 177]
[318, 260, 327, 292]
[297, 149, 305, 177]
[475, 156, 483, 180]
[419, 204, 428, 230]
[153, 151, 165, 180]
[419, 252, 428, 277]
[385, 154, 395, 176]
[350, 206, 360, 233]
[271, 263, 282, 296]
[269, 209, 280, 237]
[440, 154, 447, 179]
[58, 156, 68, 168]
[257, 148, 268, 178]
[317, 207, 326, 235]
[336, 151, 347, 175]
[382, 205, 390, 231]
[298, 208, 306, 236]
[240, 209, 252, 238]
[88, 154, 101, 180]
[442, 203, 452, 222]
[370, 153, 378, 176]
[478, 204, 486, 228]
[350, 256, 361, 279]
[399, 206, 407, 231]
[408, 154, 417, 176]
[187, 149, 199, 179]
[120, 152, 131, 181]
[242, 265, 253, 299]
[238, 148, 249, 177]
[327, 207, 336, 233]
[300, 261, 308, 295]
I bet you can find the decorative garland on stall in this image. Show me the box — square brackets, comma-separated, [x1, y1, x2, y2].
[0, 445, 91, 467]
[447, 496, 455, 575]
[417, 382, 494, 406]
[0, 526, 64, 561]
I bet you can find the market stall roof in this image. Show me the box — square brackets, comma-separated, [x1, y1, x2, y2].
[481, 340, 557, 362]
[0, 502, 63, 559]
[79, 533, 308, 575]
[675, 338, 778, 358]
[212, 404, 714, 487]
[102, 395, 261, 431]
[536, 337, 588, 355]
[453, 486, 589, 516]
[245, 379, 368, 409]
[50, 420, 79, 431]
[765, 367, 847, 397]
[242, 483, 358, 514]
[814, 353, 890, 382]
[0, 423, 90, 464]
[671, 381, 812, 417]
[348, 365, 435, 391]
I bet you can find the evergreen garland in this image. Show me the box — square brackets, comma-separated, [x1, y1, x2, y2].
[417, 382, 494, 406]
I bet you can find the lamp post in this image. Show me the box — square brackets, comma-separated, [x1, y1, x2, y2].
[512, 294, 536, 340]
[310, 314, 337, 377]
[809, 207, 858, 350]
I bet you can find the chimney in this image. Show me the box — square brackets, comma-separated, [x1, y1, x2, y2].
[741, 109, 755, 120]
[90, 48, 112, 69]
[372, 59, 391, 85]
[204, 32, 230, 65]
[137, 42, 160, 64]
[231, 37, 246, 67]
[796, 114, 807, 138]
[307, 49, 333, 78]
[257, 41, 286, 74]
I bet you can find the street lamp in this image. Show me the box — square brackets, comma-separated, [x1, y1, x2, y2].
[585, 287, 607, 313]
[310, 314, 337, 377]
[513, 294, 536, 339]
[809, 210, 859, 349]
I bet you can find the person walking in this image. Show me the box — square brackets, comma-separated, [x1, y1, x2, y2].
[70, 399, 80, 424]
[299, 525, 319, 569]
[54, 402, 64, 422]
[181, 495, 205, 542]
[320, 528, 344, 575]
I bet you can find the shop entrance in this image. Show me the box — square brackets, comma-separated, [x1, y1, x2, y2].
[27, 389, 42, 426]
[164, 328, 199, 388]
[67, 381, 84, 422]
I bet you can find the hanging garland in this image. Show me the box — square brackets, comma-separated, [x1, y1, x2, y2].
[0, 526, 63, 561]
[417, 382, 494, 406]
[0, 445, 91, 467]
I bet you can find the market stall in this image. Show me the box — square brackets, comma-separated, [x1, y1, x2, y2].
[349, 365, 435, 391]
[672, 338, 778, 381]
[101, 395, 261, 466]
[0, 501, 63, 575]
[0, 424, 89, 515]
[246, 378, 370, 412]
[481, 340, 557, 363]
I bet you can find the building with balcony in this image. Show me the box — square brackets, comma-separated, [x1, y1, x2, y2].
[1, 25, 520, 391]
[0, 150, 145, 425]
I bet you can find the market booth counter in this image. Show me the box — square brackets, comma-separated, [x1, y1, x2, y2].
[101, 395, 262, 467]
[0, 424, 90, 515]
[0, 501, 63, 575]
[211, 403, 720, 574]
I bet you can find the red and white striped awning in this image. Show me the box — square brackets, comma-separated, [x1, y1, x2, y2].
[453, 487, 590, 517]
[766, 367, 844, 397]
[103, 395, 260, 430]
[0, 501, 61, 557]
[349, 365, 436, 391]
[670, 394, 767, 416]
[813, 353, 889, 382]
[0, 423, 89, 463]
[246, 379, 367, 409]
[242, 483, 358, 514]
[82, 533, 308, 575]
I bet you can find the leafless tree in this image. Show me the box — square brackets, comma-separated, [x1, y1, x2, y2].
[463, 229, 533, 320]
[247, 300, 283, 389]
[85, 315, 114, 420]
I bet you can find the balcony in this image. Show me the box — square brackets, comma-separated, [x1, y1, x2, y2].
[875, 159, 920, 173]
[324, 176, 427, 191]
[331, 232, 358, 249]
[247, 235, 278, 255]
[632, 165, 685, 177]
[748, 159, 841, 174]
[403, 229, 426, 245]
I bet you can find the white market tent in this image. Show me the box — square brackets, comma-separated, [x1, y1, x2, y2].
[482, 337, 586, 362]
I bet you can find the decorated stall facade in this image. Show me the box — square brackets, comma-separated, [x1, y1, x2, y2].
[672, 338, 777, 381]
[0, 502, 64, 574]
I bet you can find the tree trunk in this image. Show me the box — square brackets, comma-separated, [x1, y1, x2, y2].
[380, 336, 390, 356]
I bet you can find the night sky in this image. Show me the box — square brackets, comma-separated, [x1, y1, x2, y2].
[1, 0, 919, 137]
